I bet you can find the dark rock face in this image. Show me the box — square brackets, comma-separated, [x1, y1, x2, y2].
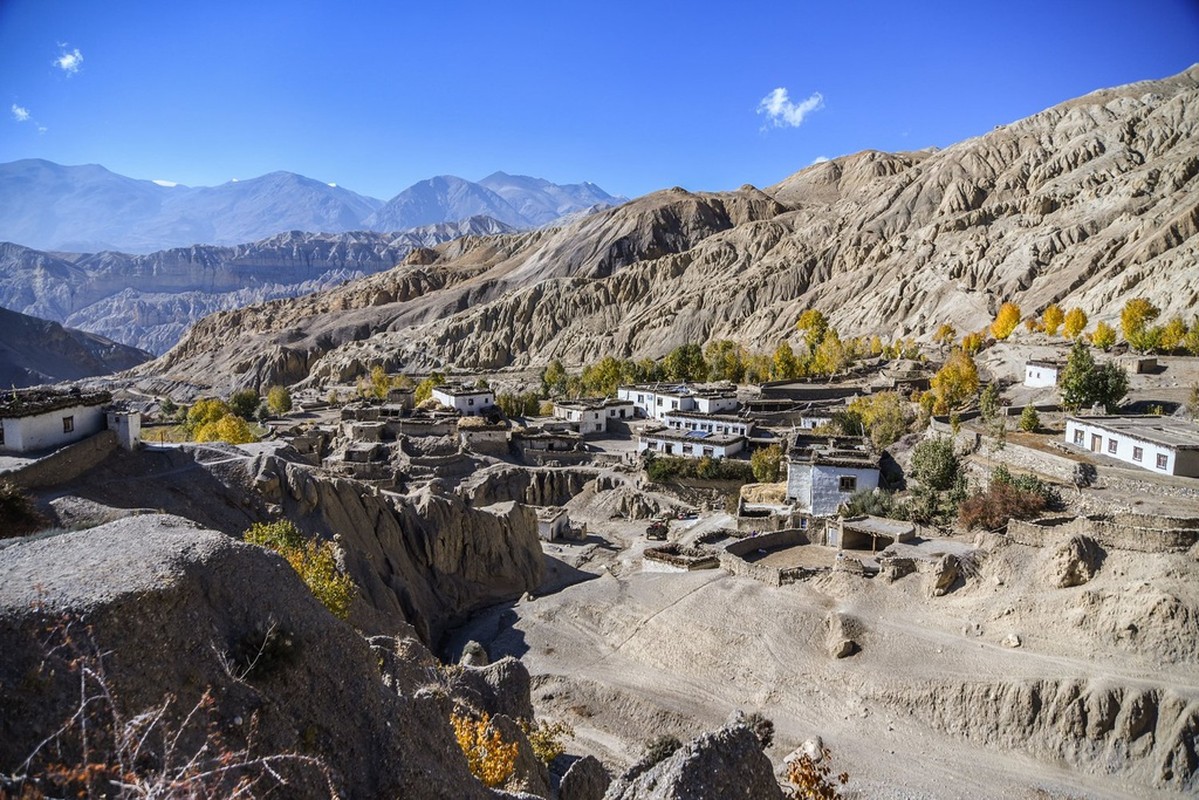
[604, 724, 784, 800]
[0, 515, 496, 799]
[560, 755, 611, 800]
[0, 306, 151, 387]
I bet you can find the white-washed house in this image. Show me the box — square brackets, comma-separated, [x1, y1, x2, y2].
[0, 389, 111, 453]
[1065, 415, 1199, 478]
[431, 385, 495, 416]
[786, 436, 880, 517]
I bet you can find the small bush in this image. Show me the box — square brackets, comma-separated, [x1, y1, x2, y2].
[266, 385, 292, 415]
[645, 455, 754, 484]
[243, 521, 354, 619]
[786, 743, 849, 799]
[750, 444, 783, 483]
[228, 389, 261, 420]
[452, 712, 519, 788]
[521, 719, 574, 765]
[0, 480, 45, 538]
[1018, 404, 1040, 432]
[842, 488, 895, 518]
[958, 468, 1053, 530]
[642, 734, 682, 768]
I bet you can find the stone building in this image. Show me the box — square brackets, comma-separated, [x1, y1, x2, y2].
[0, 389, 112, 453]
[785, 436, 880, 517]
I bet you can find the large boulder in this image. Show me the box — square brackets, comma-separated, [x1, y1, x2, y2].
[604, 724, 784, 800]
[1045, 534, 1104, 588]
[0, 515, 497, 800]
[560, 755, 610, 800]
[928, 553, 961, 597]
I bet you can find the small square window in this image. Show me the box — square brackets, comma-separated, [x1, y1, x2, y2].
[62, 416, 74, 433]
[1107, 439, 1118, 454]
[468, 398, 474, 406]
[1133, 447, 1143, 462]
[839, 476, 857, 492]
[1073, 429, 1084, 445]
[1156, 454, 1168, 470]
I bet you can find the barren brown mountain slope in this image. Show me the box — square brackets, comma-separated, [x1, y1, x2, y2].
[143, 66, 1199, 392]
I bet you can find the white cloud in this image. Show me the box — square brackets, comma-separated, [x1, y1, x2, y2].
[11, 104, 30, 122]
[809, 155, 830, 165]
[757, 87, 824, 129]
[327, 182, 337, 188]
[54, 46, 84, 75]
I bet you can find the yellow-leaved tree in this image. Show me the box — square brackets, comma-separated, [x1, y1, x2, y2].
[452, 712, 519, 788]
[932, 323, 956, 352]
[1041, 304, 1064, 336]
[1062, 307, 1088, 340]
[1120, 297, 1160, 351]
[195, 414, 258, 445]
[960, 331, 985, 355]
[990, 302, 1021, 340]
[1091, 321, 1117, 350]
[929, 349, 979, 414]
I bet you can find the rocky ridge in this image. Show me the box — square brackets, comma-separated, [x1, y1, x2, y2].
[0, 219, 512, 354]
[0, 306, 151, 388]
[142, 65, 1199, 392]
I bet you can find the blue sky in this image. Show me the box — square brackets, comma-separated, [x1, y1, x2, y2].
[2, 1, 1197, 200]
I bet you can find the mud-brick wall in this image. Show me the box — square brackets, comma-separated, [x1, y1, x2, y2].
[1007, 516, 1199, 553]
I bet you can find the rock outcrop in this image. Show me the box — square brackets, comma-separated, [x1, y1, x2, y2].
[0, 515, 499, 799]
[139, 66, 1199, 392]
[604, 724, 784, 800]
[874, 678, 1199, 793]
[928, 553, 961, 597]
[1046, 534, 1105, 587]
[257, 455, 545, 643]
[560, 756, 611, 800]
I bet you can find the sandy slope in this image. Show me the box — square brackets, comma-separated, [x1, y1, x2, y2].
[449, 510, 1198, 799]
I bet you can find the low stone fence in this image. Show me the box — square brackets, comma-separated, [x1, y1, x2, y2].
[719, 528, 827, 586]
[1007, 514, 1199, 553]
[4, 431, 119, 490]
[643, 543, 720, 572]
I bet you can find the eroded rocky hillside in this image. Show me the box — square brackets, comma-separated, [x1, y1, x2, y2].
[139, 65, 1199, 393]
[0, 219, 512, 354]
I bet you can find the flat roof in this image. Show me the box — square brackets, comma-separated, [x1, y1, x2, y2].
[433, 384, 493, 397]
[841, 515, 916, 537]
[789, 435, 878, 469]
[619, 383, 736, 399]
[663, 410, 746, 423]
[1026, 359, 1060, 369]
[640, 426, 743, 446]
[0, 389, 112, 419]
[555, 397, 634, 411]
[1067, 415, 1199, 450]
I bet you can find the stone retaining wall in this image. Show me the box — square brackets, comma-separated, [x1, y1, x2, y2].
[4, 431, 118, 490]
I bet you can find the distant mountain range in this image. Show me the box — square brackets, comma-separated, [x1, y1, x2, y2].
[0, 218, 515, 354]
[0, 160, 626, 253]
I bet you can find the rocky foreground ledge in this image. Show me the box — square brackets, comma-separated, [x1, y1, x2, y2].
[0, 515, 782, 799]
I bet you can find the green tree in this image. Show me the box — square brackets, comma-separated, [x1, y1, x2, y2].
[1042, 304, 1065, 336]
[228, 389, 260, 421]
[750, 443, 783, 483]
[266, 385, 293, 415]
[1018, 404, 1040, 432]
[1091, 321, 1117, 350]
[1062, 307, 1088, 340]
[581, 356, 624, 396]
[1120, 297, 1160, 351]
[1183, 318, 1199, 356]
[771, 342, 800, 381]
[662, 344, 708, 382]
[414, 372, 446, 405]
[910, 436, 960, 492]
[990, 302, 1021, 340]
[704, 340, 747, 383]
[541, 359, 569, 396]
[978, 383, 1000, 423]
[1059, 341, 1128, 412]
